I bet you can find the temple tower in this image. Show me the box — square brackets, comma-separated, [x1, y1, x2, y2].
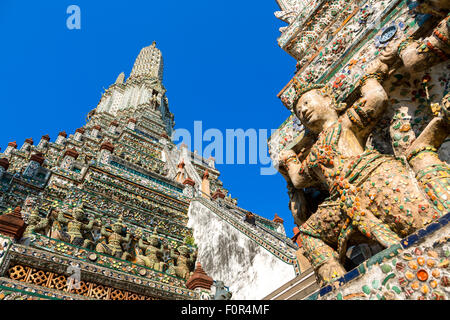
[129, 41, 164, 81]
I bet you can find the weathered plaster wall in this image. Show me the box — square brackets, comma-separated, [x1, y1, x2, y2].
[187, 201, 297, 300]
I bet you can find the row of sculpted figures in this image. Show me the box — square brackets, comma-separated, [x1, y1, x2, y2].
[17, 201, 197, 281]
[277, 9, 450, 285]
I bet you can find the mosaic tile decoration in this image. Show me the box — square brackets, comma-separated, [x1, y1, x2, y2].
[194, 197, 301, 275]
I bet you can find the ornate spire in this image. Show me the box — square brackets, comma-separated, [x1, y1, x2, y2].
[212, 189, 225, 200]
[150, 226, 159, 240]
[64, 148, 79, 159]
[115, 72, 125, 84]
[0, 206, 26, 240]
[30, 152, 45, 165]
[129, 42, 164, 81]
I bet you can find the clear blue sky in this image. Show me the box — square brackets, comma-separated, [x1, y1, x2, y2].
[0, 1, 297, 236]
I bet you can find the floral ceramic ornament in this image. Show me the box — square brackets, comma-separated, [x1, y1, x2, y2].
[375, 20, 406, 48]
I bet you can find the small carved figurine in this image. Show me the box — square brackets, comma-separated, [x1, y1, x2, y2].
[95, 215, 131, 260]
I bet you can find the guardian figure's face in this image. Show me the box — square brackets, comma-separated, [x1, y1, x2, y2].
[294, 89, 338, 134]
